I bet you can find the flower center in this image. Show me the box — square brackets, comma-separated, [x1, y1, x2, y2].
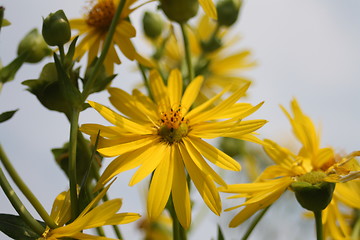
[158, 106, 189, 144]
[86, 0, 116, 29]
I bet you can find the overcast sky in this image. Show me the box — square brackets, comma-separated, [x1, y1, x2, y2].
[1, 0, 360, 239]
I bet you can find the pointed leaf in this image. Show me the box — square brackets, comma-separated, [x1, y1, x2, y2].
[0, 214, 45, 240]
[0, 109, 18, 123]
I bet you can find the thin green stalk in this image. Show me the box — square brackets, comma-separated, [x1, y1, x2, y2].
[58, 45, 66, 63]
[314, 210, 323, 240]
[179, 22, 193, 87]
[69, 108, 80, 220]
[241, 205, 271, 240]
[167, 195, 186, 240]
[81, 0, 127, 99]
[0, 144, 57, 229]
[0, 166, 45, 236]
[138, 63, 153, 100]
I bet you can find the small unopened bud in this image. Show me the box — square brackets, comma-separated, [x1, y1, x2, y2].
[160, 0, 199, 23]
[216, 0, 242, 26]
[290, 171, 335, 212]
[143, 11, 164, 39]
[42, 10, 71, 46]
[17, 28, 52, 63]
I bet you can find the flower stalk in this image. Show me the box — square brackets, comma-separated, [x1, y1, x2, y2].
[0, 144, 57, 229]
[314, 210, 323, 240]
[81, 0, 127, 99]
[0, 166, 45, 236]
[241, 205, 271, 240]
[180, 22, 193, 87]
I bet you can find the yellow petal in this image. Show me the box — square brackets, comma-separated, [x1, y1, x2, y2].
[199, 0, 217, 19]
[179, 142, 222, 215]
[172, 146, 191, 229]
[183, 138, 226, 186]
[147, 147, 174, 220]
[167, 69, 183, 107]
[129, 143, 169, 186]
[181, 75, 204, 115]
[149, 70, 170, 112]
[88, 101, 152, 135]
[188, 136, 240, 171]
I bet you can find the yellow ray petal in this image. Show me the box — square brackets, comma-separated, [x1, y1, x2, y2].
[97, 135, 158, 157]
[149, 70, 170, 112]
[80, 124, 124, 138]
[183, 138, 226, 186]
[172, 146, 191, 229]
[88, 101, 152, 134]
[181, 75, 204, 115]
[115, 20, 136, 38]
[199, 0, 217, 19]
[188, 136, 240, 171]
[167, 69, 183, 107]
[113, 34, 136, 60]
[129, 143, 169, 186]
[147, 147, 174, 220]
[179, 142, 222, 215]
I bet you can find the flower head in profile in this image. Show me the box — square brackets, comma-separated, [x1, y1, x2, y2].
[40, 183, 140, 240]
[220, 99, 360, 228]
[80, 69, 266, 228]
[70, 0, 151, 74]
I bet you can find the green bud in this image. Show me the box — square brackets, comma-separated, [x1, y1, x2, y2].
[160, 0, 199, 23]
[216, 0, 242, 26]
[290, 171, 336, 212]
[143, 11, 164, 39]
[201, 37, 222, 53]
[17, 29, 52, 63]
[42, 10, 71, 46]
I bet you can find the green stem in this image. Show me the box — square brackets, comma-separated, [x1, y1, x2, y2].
[314, 210, 323, 240]
[58, 45, 66, 63]
[241, 205, 271, 240]
[179, 22, 193, 87]
[69, 108, 80, 221]
[81, 0, 127, 99]
[0, 166, 45, 236]
[167, 195, 186, 240]
[0, 144, 57, 229]
[138, 63, 153, 100]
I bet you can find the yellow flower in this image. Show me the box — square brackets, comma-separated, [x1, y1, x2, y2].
[80, 69, 266, 228]
[138, 213, 172, 240]
[199, 0, 217, 19]
[70, 0, 151, 74]
[220, 99, 360, 228]
[191, 15, 256, 100]
[41, 183, 140, 240]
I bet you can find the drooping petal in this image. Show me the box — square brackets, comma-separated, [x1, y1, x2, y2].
[179, 142, 222, 215]
[147, 146, 174, 220]
[172, 146, 191, 229]
[199, 0, 217, 19]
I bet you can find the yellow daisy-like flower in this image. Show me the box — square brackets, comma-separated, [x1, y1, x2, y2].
[70, 0, 151, 74]
[41, 183, 140, 240]
[220, 99, 360, 228]
[80, 69, 266, 228]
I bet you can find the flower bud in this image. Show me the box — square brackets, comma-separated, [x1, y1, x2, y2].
[160, 0, 199, 23]
[216, 0, 242, 26]
[142, 11, 164, 39]
[42, 10, 71, 46]
[290, 171, 335, 212]
[17, 28, 52, 63]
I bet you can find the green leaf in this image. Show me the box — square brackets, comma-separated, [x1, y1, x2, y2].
[0, 214, 45, 240]
[217, 225, 225, 240]
[0, 52, 28, 84]
[0, 109, 18, 123]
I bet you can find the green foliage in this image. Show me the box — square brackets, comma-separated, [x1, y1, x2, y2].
[0, 109, 18, 123]
[0, 214, 44, 240]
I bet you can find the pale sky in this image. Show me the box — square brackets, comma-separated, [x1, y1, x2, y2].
[1, 0, 360, 239]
